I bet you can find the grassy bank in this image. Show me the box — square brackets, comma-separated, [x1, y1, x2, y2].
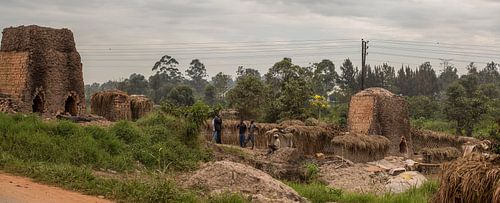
[0, 112, 214, 202]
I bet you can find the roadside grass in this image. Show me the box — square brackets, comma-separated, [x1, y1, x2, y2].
[0, 112, 211, 172]
[0, 112, 214, 202]
[0, 153, 199, 202]
[286, 181, 439, 203]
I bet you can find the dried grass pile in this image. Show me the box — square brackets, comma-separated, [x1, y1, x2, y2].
[129, 95, 153, 120]
[90, 89, 131, 121]
[420, 147, 461, 163]
[279, 119, 305, 126]
[411, 128, 476, 151]
[332, 133, 392, 162]
[433, 153, 500, 203]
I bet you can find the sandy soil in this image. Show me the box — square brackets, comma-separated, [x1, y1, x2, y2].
[0, 172, 112, 203]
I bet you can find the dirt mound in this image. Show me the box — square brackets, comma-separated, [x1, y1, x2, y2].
[268, 147, 304, 164]
[186, 161, 306, 202]
[319, 163, 388, 194]
[433, 153, 500, 203]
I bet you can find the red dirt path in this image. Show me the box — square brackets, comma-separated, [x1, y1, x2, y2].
[0, 172, 112, 203]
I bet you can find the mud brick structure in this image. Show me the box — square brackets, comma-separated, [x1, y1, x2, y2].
[90, 90, 132, 121]
[348, 88, 412, 154]
[130, 95, 154, 121]
[0, 25, 85, 117]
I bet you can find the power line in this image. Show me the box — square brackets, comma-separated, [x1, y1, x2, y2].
[79, 46, 360, 56]
[371, 45, 500, 60]
[82, 50, 360, 61]
[372, 39, 500, 49]
[78, 39, 359, 47]
[370, 51, 490, 65]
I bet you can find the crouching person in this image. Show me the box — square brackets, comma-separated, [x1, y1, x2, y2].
[267, 134, 281, 155]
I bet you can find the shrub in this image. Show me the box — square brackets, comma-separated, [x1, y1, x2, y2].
[304, 162, 320, 182]
[286, 181, 342, 203]
[110, 121, 142, 144]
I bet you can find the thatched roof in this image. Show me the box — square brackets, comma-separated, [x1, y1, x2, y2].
[420, 147, 461, 163]
[411, 128, 477, 144]
[279, 120, 305, 127]
[353, 87, 395, 97]
[332, 133, 392, 152]
[433, 153, 500, 203]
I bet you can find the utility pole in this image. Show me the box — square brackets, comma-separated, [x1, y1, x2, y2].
[439, 58, 453, 70]
[361, 39, 369, 90]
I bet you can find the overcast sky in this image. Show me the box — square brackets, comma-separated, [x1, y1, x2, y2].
[1, 0, 499, 84]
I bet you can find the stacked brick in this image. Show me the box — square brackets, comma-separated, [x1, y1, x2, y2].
[0, 25, 85, 117]
[347, 88, 412, 155]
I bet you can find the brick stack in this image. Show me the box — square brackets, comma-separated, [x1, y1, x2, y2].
[347, 87, 411, 155]
[0, 25, 85, 117]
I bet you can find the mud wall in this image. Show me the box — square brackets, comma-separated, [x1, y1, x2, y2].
[348, 88, 411, 155]
[0, 25, 85, 117]
[0, 52, 29, 101]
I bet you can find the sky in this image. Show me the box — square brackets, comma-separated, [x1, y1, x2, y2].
[0, 0, 499, 84]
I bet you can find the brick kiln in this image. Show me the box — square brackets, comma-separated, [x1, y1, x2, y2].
[347, 87, 412, 155]
[0, 25, 85, 117]
[90, 89, 132, 121]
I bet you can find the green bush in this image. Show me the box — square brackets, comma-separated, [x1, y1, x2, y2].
[110, 121, 142, 144]
[304, 162, 320, 182]
[286, 181, 342, 203]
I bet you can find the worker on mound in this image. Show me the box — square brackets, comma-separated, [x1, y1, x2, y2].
[267, 134, 281, 155]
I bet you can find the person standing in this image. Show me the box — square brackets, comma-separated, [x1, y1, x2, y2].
[245, 120, 258, 149]
[267, 134, 281, 155]
[213, 114, 223, 144]
[236, 120, 247, 148]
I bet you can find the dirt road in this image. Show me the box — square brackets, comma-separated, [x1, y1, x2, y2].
[0, 172, 112, 203]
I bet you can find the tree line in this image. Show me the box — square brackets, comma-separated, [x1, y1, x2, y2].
[85, 56, 500, 137]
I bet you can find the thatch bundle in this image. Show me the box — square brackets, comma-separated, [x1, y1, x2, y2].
[332, 133, 392, 162]
[420, 147, 461, 163]
[433, 153, 500, 203]
[279, 120, 305, 126]
[130, 95, 153, 120]
[411, 128, 477, 151]
[90, 89, 131, 121]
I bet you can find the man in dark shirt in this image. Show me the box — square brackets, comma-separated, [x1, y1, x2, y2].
[236, 120, 247, 147]
[213, 114, 222, 144]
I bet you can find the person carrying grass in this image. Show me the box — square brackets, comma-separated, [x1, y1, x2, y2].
[245, 120, 258, 149]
